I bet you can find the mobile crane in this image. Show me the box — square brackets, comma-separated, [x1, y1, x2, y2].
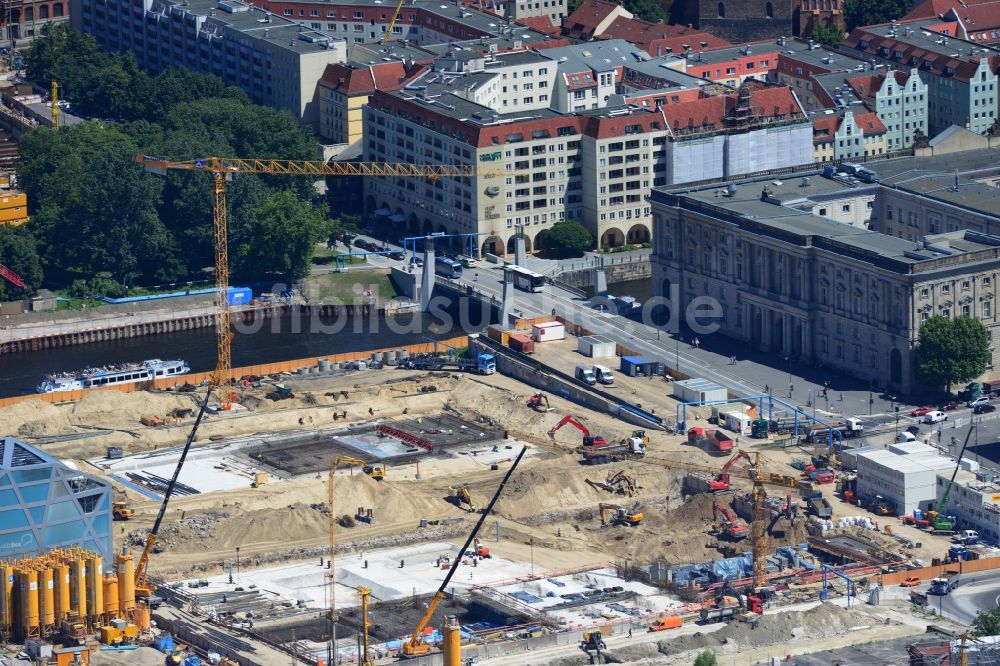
[927, 424, 976, 533]
[548, 414, 607, 447]
[402, 446, 529, 657]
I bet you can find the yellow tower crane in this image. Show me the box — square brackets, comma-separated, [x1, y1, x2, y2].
[134, 156, 479, 400]
[382, 0, 405, 44]
[50, 81, 59, 129]
[638, 451, 798, 590]
[358, 585, 375, 666]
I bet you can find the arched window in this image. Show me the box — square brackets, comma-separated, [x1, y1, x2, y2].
[717, 1, 725, 17]
[23, 7, 33, 21]
[765, 1, 773, 17]
[39, 5, 49, 19]
[53, 2, 63, 16]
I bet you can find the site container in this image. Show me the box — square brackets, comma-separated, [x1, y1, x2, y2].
[226, 287, 253, 306]
[508, 334, 535, 354]
[577, 335, 616, 358]
[531, 321, 565, 342]
[674, 378, 728, 403]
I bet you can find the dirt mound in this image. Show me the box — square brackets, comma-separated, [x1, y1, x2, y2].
[0, 399, 73, 437]
[70, 390, 197, 423]
[657, 602, 861, 658]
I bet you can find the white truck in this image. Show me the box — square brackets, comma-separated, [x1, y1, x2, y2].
[592, 365, 614, 385]
[953, 530, 980, 545]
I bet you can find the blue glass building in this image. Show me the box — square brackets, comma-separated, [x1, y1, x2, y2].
[0, 437, 112, 561]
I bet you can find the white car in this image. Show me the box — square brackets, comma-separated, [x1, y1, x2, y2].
[923, 410, 948, 424]
[969, 396, 990, 408]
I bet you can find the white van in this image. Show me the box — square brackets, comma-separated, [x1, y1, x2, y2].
[592, 365, 614, 385]
[923, 410, 948, 424]
[575, 365, 597, 385]
[895, 431, 917, 443]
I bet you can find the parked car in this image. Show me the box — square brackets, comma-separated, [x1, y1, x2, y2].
[353, 238, 368, 249]
[923, 410, 948, 424]
[389, 250, 405, 261]
[969, 396, 991, 409]
[910, 406, 933, 417]
[906, 425, 921, 436]
[975, 404, 997, 415]
[900, 576, 921, 587]
[939, 401, 960, 411]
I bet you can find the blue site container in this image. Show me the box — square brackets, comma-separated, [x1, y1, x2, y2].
[154, 635, 174, 653]
[226, 287, 253, 306]
[182, 657, 201, 666]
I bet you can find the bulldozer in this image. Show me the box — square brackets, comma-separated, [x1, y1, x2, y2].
[598, 503, 643, 526]
[448, 484, 478, 513]
[527, 392, 553, 412]
[112, 501, 134, 521]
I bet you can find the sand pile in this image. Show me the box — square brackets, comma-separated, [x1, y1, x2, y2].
[0, 399, 74, 438]
[91, 646, 167, 665]
[69, 391, 198, 424]
[656, 602, 862, 658]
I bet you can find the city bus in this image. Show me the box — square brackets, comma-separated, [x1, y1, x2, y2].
[435, 256, 464, 279]
[508, 265, 546, 293]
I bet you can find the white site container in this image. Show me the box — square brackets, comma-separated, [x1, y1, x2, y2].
[531, 321, 566, 343]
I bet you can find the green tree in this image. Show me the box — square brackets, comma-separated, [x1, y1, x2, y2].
[917, 316, 991, 393]
[693, 650, 718, 666]
[0, 227, 43, 300]
[973, 604, 1000, 637]
[622, 0, 667, 23]
[913, 128, 931, 149]
[843, 0, 910, 31]
[541, 220, 592, 258]
[810, 24, 845, 48]
[233, 190, 330, 281]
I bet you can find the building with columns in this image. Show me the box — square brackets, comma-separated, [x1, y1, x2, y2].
[650, 149, 1000, 394]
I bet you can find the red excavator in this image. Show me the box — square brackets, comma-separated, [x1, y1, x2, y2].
[528, 392, 553, 412]
[548, 414, 607, 447]
[713, 500, 749, 540]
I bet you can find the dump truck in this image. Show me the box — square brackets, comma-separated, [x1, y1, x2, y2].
[687, 428, 734, 456]
[929, 571, 960, 595]
[577, 435, 646, 464]
[802, 418, 864, 442]
[112, 501, 134, 521]
[807, 496, 833, 518]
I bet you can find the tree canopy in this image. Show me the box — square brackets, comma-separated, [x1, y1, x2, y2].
[917, 315, 992, 393]
[13, 24, 326, 294]
[0, 227, 43, 301]
[541, 220, 593, 258]
[693, 650, 718, 666]
[973, 604, 1000, 637]
[843, 0, 910, 31]
[810, 24, 845, 48]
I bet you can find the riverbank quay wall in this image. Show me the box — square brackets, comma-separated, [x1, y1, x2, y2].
[0, 301, 417, 354]
[0, 335, 467, 408]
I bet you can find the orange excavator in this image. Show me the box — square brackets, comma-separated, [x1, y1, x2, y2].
[713, 500, 749, 540]
[527, 392, 553, 412]
[548, 414, 607, 447]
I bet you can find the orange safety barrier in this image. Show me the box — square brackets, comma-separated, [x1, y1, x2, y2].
[0, 335, 468, 409]
[880, 555, 1000, 586]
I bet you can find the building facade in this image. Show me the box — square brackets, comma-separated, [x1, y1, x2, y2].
[810, 109, 887, 162]
[841, 22, 999, 136]
[0, 437, 112, 562]
[650, 161, 1000, 394]
[844, 69, 929, 151]
[855, 442, 954, 516]
[71, 0, 347, 129]
[3, 0, 69, 46]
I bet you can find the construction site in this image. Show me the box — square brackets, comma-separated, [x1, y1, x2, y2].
[0, 311, 993, 666]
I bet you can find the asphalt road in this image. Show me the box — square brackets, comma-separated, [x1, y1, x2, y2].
[931, 568, 1000, 625]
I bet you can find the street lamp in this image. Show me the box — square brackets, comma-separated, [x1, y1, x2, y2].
[675, 336, 680, 376]
[894, 406, 900, 438]
[235, 546, 241, 583]
[785, 356, 792, 398]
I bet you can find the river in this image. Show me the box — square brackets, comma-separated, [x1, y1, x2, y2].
[0, 277, 654, 399]
[0, 303, 495, 398]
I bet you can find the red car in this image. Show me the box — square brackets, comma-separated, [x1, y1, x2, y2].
[900, 576, 921, 587]
[910, 406, 933, 417]
[939, 401, 959, 411]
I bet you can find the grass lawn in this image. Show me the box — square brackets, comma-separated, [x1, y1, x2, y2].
[301, 269, 398, 305]
[312, 245, 367, 266]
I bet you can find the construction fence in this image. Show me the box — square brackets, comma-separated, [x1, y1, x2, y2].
[0, 336, 468, 409]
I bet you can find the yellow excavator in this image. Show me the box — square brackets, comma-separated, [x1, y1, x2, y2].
[403, 446, 529, 657]
[334, 455, 386, 480]
[448, 484, 478, 513]
[598, 503, 643, 526]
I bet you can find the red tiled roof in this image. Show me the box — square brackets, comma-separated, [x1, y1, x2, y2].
[562, 0, 624, 39]
[516, 15, 560, 35]
[660, 95, 727, 130]
[319, 61, 420, 96]
[844, 73, 880, 99]
[842, 27, 988, 83]
[812, 115, 838, 144]
[904, 0, 998, 20]
[743, 85, 805, 119]
[598, 16, 729, 55]
[854, 111, 887, 135]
